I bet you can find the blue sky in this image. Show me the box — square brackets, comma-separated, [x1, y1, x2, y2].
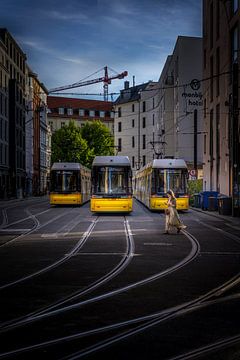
[0, 0, 202, 100]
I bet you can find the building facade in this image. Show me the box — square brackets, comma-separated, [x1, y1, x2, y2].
[203, 0, 240, 216]
[0, 34, 9, 198]
[0, 28, 27, 199]
[114, 81, 159, 171]
[47, 96, 114, 134]
[25, 67, 50, 196]
[159, 36, 203, 176]
[114, 36, 203, 176]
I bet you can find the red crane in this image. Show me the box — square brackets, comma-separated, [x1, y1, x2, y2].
[49, 66, 128, 101]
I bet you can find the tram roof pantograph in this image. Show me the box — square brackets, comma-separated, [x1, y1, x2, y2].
[92, 156, 131, 167]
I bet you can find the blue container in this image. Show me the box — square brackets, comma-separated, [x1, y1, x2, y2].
[193, 193, 201, 208]
[200, 191, 219, 210]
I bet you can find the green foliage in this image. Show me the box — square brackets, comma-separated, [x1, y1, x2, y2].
[51, 121, 93, 167]
[80, 120, 114, 165]
[188, 179, 203, 205]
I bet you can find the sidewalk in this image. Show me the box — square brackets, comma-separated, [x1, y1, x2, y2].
[191, 206, 240, 227]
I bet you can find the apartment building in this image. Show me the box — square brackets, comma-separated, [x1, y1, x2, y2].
[0, 34, 9, 198]
[0, 28, 27, 198]
[158, 36, 203, 176]
[47, 96, 114, 134]
[25, 67, 50, 196]
[114, 36, 203, 176]
[203, 0, 240, 216]
[114, 81, 159, 171]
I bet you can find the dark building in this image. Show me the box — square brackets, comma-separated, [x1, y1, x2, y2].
[0, 28, 27, 198]
[203, 0, 240, 216]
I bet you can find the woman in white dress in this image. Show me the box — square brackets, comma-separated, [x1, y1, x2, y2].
[164, 189, 187, 234]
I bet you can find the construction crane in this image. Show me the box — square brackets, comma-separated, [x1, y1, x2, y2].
[49, 66, 128, 101]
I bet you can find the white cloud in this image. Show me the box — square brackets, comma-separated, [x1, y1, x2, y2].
[45, 10, 89, 22]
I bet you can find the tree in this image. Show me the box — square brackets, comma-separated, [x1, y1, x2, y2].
[80, 120, 114, 164]
[51, 121, 93, 167]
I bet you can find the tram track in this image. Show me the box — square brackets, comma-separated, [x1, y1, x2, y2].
[0, 227, 199, 335]
[0, 197, 48, 229]
[1, 230, 240, 359]
[1, 219, 240, 359]
[0, 214, 98, 291]
[0, 216, 134, 331]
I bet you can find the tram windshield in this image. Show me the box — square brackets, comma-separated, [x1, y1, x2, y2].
[92, 166, 132, 195]
[153, 168, 188, 195]
[50, 170, 80, 192]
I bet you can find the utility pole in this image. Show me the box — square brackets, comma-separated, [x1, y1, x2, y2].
[137, 91, 141, 169]
[194, 109, 198, 174]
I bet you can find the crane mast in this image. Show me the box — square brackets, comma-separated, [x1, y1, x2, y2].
[49, 66, 128, 101]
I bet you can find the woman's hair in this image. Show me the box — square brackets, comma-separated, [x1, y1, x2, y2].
[167, 189, 176, 198]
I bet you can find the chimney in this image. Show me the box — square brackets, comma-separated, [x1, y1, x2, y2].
[124, 81, 129, 90]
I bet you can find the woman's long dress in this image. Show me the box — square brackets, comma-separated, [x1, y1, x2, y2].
[165, 198, 186, 231]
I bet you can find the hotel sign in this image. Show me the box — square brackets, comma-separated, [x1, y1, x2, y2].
[182, 79, 203, 107]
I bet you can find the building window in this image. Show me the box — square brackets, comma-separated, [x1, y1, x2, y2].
[58, 107, 64, 115]
[142, 155, 146, 166]
[142, 117, 146, 128]
[118, 107, 121, 117]
[61, 122, 65, 128]
[204, 98, 207, 118]
[210, 2, 213, 49]
[210, 109, 214, 162]
[142, 134, 146, 149]
[152, 114, 155, 126]
[118, 122, 122, 132]
[231, 26, 238, 64]
[204, 135, 206, 155]
[67, 108, 73, 115]
[153, 97, 155, 108]
[132, 136, 135, 148]
[210, 56, 213, 102]
[118, 138, 122, 152]
[216, 0, 220, 39]
[100, 111, 105, 117]
[132, 156, 135, 168]
[132, 119, 135, 127]
[142, 101, 146, 112]
[132, 104, 135, 112]
[216, 47, 220, 96]
[90, 110, 95, 117]
[79, 109, 85, 116]
[233, 0, 238, 13]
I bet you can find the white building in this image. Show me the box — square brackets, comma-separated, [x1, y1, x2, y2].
[114, 81, 159, 171]
[159, 36, 203, 176]
[114, 36, 203, 177]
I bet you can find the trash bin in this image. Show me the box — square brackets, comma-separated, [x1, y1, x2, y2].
[218, 197, 232, 215]
[200, 191, 219, 210]
[208, 196, 217, 211]
[193, 193, 201, 208]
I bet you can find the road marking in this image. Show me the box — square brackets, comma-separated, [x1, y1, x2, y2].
[201, 251, 240, 255]
[0, 228, 31, 232]
[144, 242, 173, 246]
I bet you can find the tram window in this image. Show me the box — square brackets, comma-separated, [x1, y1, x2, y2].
[94, 167, 131, 195]
[154, 169, 187, 194]
[51, 171, 79, 192]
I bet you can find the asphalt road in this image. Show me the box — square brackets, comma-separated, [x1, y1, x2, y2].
[0, 197, 240, 359]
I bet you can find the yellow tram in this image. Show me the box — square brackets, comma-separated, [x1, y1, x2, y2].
[90, 156, 133, 213]
[49, 162, 91, 205]
[133, 158, 189, 211]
